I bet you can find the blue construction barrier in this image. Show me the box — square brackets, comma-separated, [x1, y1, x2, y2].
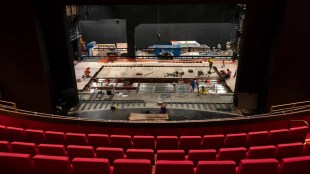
[153, 45, 181, 56]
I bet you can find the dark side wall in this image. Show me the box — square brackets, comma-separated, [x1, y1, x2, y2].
[79, 21, 235, 48]
[0, 0, 54, 112]
[135, 23, 235, 48]
[264, 0, 310, 108]
[0, 1, 79, 113]
[79, 20, 127, 44]
[78, 5, 235, 48]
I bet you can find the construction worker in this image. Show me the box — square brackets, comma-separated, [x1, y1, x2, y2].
[83, 67, 91, 78]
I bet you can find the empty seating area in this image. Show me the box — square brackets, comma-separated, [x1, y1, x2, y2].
[0, 125, 308, 152]
[0, 124, 308, 173]
[1, 151, 310, 174]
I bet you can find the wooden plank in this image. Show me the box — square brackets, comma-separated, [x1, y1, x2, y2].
[128, 113, 169, 121]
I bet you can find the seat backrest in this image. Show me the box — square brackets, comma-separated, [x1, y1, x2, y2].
[278, 156, 310, 174]
[195, 160, 236, 174]
[0, 152, 33, 174]
[87, 134, 110, 148]
[157, 149, 185, 160]
[0, 141, 12, 152]
[132, 136, 155, 149]
[246, 131, 269, 147]
[11, 141, 38, 156]
[276, 142, 304, 159]
[187, 149, 217, 166]
[38, 144, 67, 156]
[24, 129, 45, 144]
[110, 135, 132, 151]
[67, 145, 95, 159]
[126, 149, 155, 164]
[268, 129, 290, 145]
[156, 136, 179, 150]
[6, 127, 25, 142]
[96, 147, 124, 165]
[246, 145, 277, 159]
[66, 133, 88, 146]
[179, 136, 201, 153]
[72, 157, 110, 174]
[155, 160, 194, 174]
[0, 125, 6, 140]
[217, 147, 247, 164]
[224, 133, 247, 148]
[289, 126, 309, 143]
[201, 134, 225, 150]
[33, 155, 73, 174]
[113, 159, 151, 174]
[45, 131, 66, 145]
[236, 159, 279, 174]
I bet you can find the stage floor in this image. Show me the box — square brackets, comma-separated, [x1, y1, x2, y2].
[74, 59, 238, 114]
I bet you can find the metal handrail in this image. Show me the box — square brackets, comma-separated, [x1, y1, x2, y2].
[288, 120, 309, 129]
[270, 101, 310, 113]
[0, 99, 309, 123]
[0, 100, 17, 111]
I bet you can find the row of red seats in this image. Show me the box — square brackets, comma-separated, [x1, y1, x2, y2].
[0, 125, 308, 151]
[1, 141, 310, 165]
[0, 152, 309, 174]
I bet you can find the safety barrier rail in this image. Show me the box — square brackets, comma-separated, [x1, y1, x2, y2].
[0, 99, 309, 123]
[0, 100, 17, 112]
[270, 101, 310, 114]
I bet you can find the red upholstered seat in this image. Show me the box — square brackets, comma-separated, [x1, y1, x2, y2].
[276, 142, 304, 159]
[0, 141, 12, 152]
[96, 147, 125, 165]
[113, 159, 152, 174]
[11, 141, 38, 156]
[155, 160, 194, 174]
[88, 134, 110, 148]
[195, 160, 236, 174]
[303, 142, 310, 155]
[246, 145, 277, 159]
[278, 156, 310, 174]
[187, 149, 217, 166]
[110, 135, 132, 151]
[157, 149, 185, 160]
[289, 126, 309, 143]
[24, 129, 45, 144]
[201, 134, 225, 150]
[65, 133, 88, 146]
[6, 127, 25, 142]
[179, 136, 202, 153]
[156, 136, 179, 150]
[126, 149, 155, 164]
[246, 131, 269, 147]
[45, 131, 66, 144]
[72, 157, 111, 174]
[67, 145, 95, 159]
[38, 144, 67, 156]
[224, 133, 247, 148]
[217, 147, 247, 164]
[0, 152, 33, 174]
[236, 158, 279, 174]
[33, 155, 73, 174]
[132, 136, 155, 149]
[268, 129, 290, 145]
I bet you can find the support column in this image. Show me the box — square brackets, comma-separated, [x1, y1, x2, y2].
[126, 21, 137, 57]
